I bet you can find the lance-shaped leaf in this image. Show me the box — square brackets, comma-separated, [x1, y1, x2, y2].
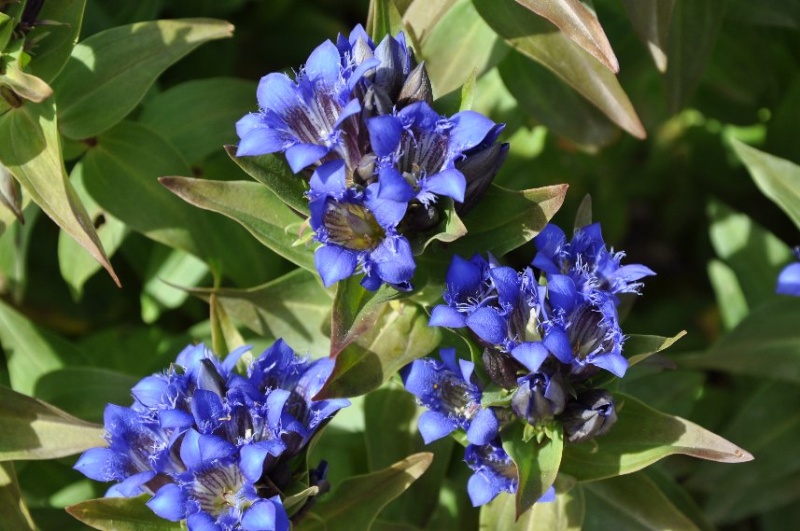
[209, 293, 246, 360]
[498, 50, 618, 148]
[420, 0, 509, 97]
[0, 462, 36, 531]
[625, 331, 686, 367]
[503, 423, 563, 519]
[678, 298, 800, 383]
[331, 276, 406, 357]
[707, 259, 748, 330]
[140, 78, 257, 164]
[66, 494, 182, 531]
[226, 146, 310, 215]
[664, 0, 727, 113]
[160, 176, 313, 272]
[0, 61, 52, 103]
[316, 301, 442, 399]
[140, 247, 209, 324]
[0, 383, 103, 461]
[0, 163, 24, 226]
[368, 0, 405, 42]
[0, 99, 118, 285]
[731, 139, 800, 232]
[450, 183, 568, 258]
[54, 18, 234, 139]
[185, 268, 331, 358]
[582, 473, 700, 530]
[299, 453, 433, 531]
[515, 0, 618, 73]
[80, 122, 283, 288]
[621, 0, 675, 73]
[480, 477, 583, 530]
[473, 0, 645, 139]
[560, 393, 752, 482]
[27, 0, 88, 83]
[0, 298, 87, 396]
[404, 0, 458, 42]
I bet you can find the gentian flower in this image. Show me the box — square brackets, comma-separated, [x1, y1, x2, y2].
[464, 441, 518, 507]
[560, 390, 618, 444]
[401, 347, 498, 445]
[308, 160, 415, 290]
[74, 341, 348, 530]
[777, 247, 800, 296]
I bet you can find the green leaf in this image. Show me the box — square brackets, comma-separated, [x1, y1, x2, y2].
[643, 467, 715, 531]
[0, 462, 36, 531]
[54, 18, 234, 139]
[447, 183, 568, 258]
[80, 121, 284, 287]
[33, 367, 139, 424]
[582, 473, 699, 530]
[66, 494, 182, 531]
[160, 176, 314, 272]
[299, 453, 433, 531]
[0, 58, 53, 103]
[620, 0, 675, 72]
[58, 169, 127, 300]
[625, 331, 686, 366]
[472, 0, 645, 139]
[226, 146, 310, 215]
[707, 259, 748, 330]
[731, 139, 800, 232]
[514, 0, 619, 72]
[574, 194, 592, 230]
[664, 0, 728, 113]
[0, 163, 25, 228]
[404, 0, 458, 42]
[0, 298, 87, 395]
[209, 292, 246, 359]
[140, 246, 209, 323]
[498, 50, 618, 148]
[0, 199, 37, 300]
[502, 422, 563, 518]
[619, 369, 705, 419]
[368, 0, 405, 41]
[331, 276, 405, 357]
[679, 298, 800, 382]
[707, 200, 791, 308]
[316, 301, 442, 399]
[186, 268, 332, 358]
[0, 383, 103, 461]
[27, 0, 87, 83]
[140, 77, 257, 164]
[0, 98, 119, 285]
[420, 0, 508, 97]
[480, 477, 583, 530]
[560, 393, 752, 482]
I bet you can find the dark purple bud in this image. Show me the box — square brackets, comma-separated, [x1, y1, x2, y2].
[399, 200, 440, 233]
[198, 359, 226, 396]
[560, 389, 617, 444]
[455, 142, 509, 216]
[356, 153, 377, 185]
[374, 35, 409, 99]
[511, 371, 566, 426]
[397, 62, 433, 108]
[362, 86, 394, 117]
[482, 348, 526, 389]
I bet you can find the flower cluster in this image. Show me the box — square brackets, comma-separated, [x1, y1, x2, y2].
[74, 341, 349, 531]
[236, 25, 508, 291]
[405, 222, 653, 505]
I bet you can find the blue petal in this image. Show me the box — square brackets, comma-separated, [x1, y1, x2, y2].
[401, 359, 438, 399]
[186, 512, 219, 531]
[256, 73, 298, 115]
[131, 376, 168, 407]
[147, 483, 187, 521]
[777, 262, 800, 296]
[533, 224, 565, 258]
[467, 472, 497, 507]
[73, 448, 117, 482]
[242, 497, 290, 531]
[543, 327, 573, 364]
[369, 235, 416, 286]
[334, 98, 362, 128]
[377, 167, 415, 202]
[466, 408, 499, 446]
[236, 126, 287, 157]
[489, 266, 520, 309]
[309, 159, 347, 197]
[511, 342, 550, 372]
[613, 263, 656, 283]
[367, 115, 402, 157]
[235, 113, 262, 138]
[365, 183, 408, 227]
[314, 244, 358, 287]
[539, 485, 556, 503]
[198, 434, 237, 462]
[590, 351, 628, 378]
[285, 143, 329, 173]
[547, 274, 578, 312]
[191, 389, 225, 434]
[222, 344, 253, 374]
[465, 307, 508, 345]
[449, 110, 497, 152]
[418, 410, 457, 444]
[445, 254, 483, 296]
[422, 169, 466, 202]
[159, 409, 194, 429]
[106, 471, 155, 498]
[304, 40, 342, 84]
[240, 440, 286, 483]
[179, 428, 202, 469]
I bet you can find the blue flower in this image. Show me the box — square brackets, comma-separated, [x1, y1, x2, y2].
[401, 348, 498, 445]
[308, 160, 416, 290]
[464, 441, 518, 506]
[533, 223, 655, 301]
[777, 247, 800, 296]
[74, 341, 347, 530]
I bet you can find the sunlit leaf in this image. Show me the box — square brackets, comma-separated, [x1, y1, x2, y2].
[27, 0, 88, 83]
[514, 0, 619, 73]
[472, 0, 645, 138]
[66, 494, 182, 531]
[209, 293, 246, 359]
[621, 0, 675, 72]
[480, 477, 584, 530]
[503, 422, 563, 518]
[368, 0, 405, 42]
[560, 393, 752, 482]
[226, 146, 310, 215]
[54, 18, 234, 139]
[0, 462, 36, 530]
[625, 331, 686, 366]
[707, 259, 748, 330]
[404, 0, 458, 42]
[140, 246, 209, 324]
[299, 453, 433, 531]
[160, 176, 313, 272]
[0, 98, 118, 285]
[0, 384, 103, 461]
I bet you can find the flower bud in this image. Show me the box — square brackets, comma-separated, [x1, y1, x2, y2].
[397, 62, 433, 108]
[482, 348, 526, 389]
[455, 142, 509, 216]
[560, 389, 617, 443]
[511, 371, 566, 426]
